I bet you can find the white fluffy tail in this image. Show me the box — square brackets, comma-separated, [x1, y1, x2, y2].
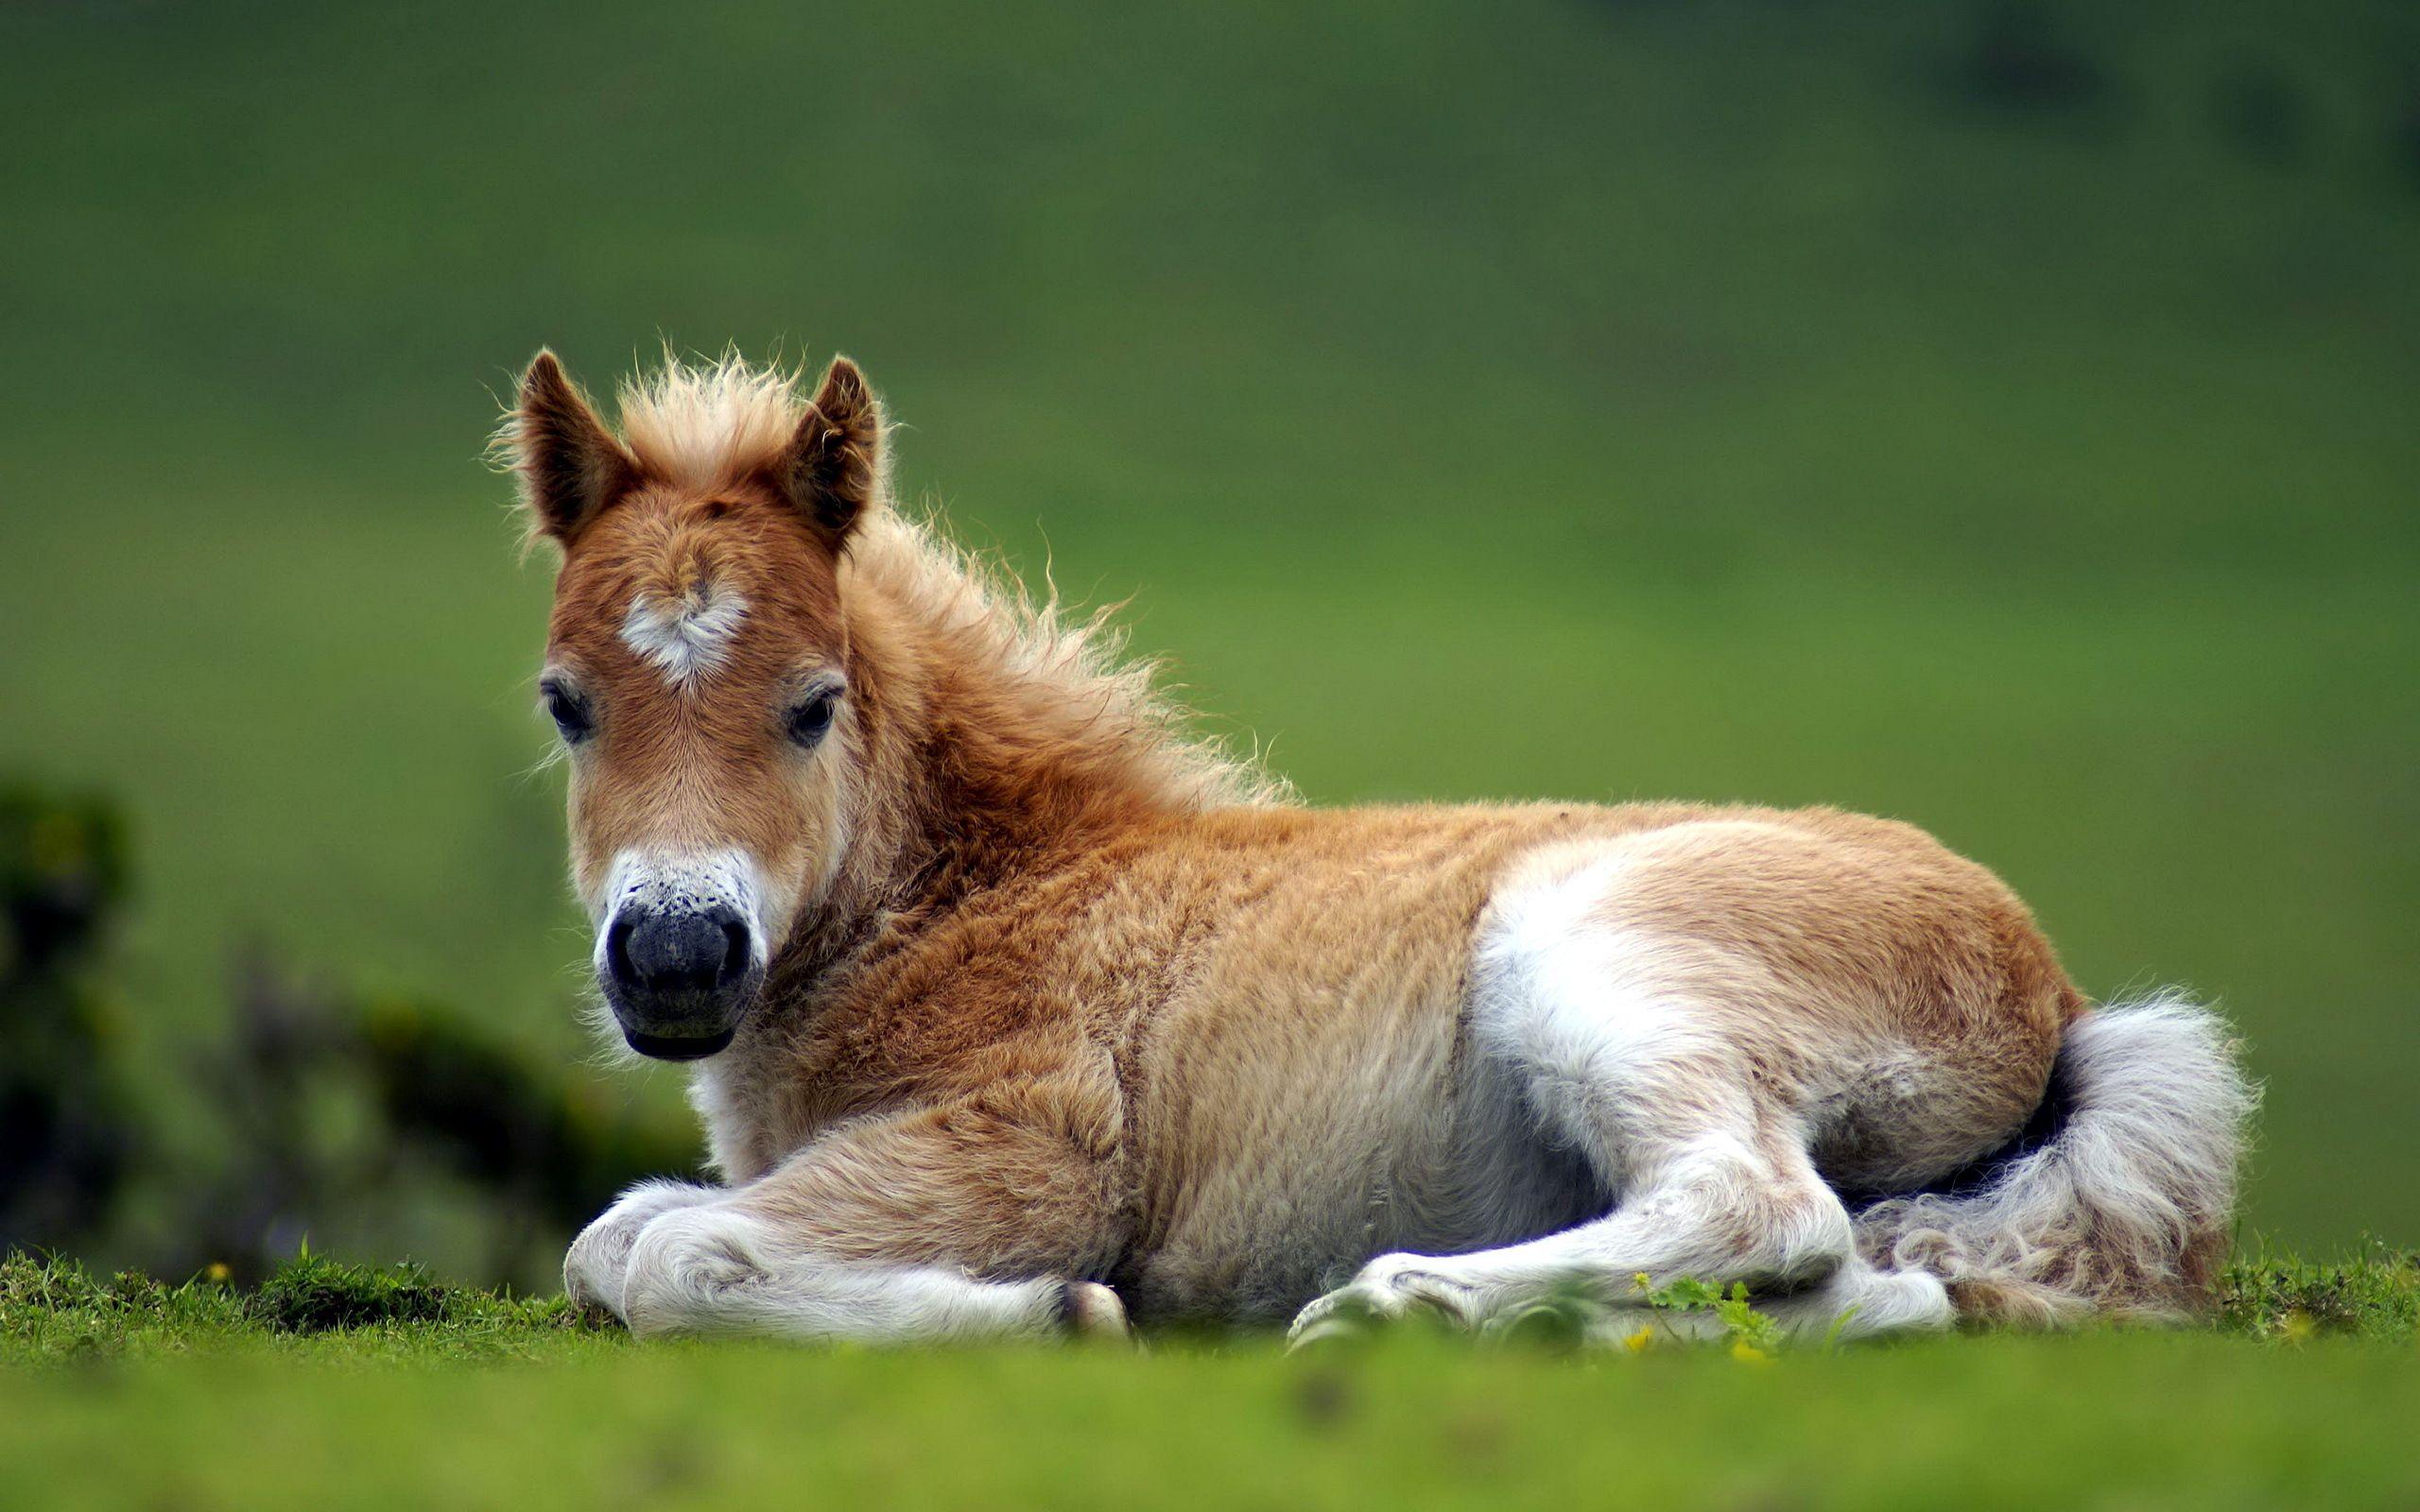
[1855, 992, 2256, 1325]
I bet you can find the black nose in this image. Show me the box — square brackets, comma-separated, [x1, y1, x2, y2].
[601, 904, 756, 1059]
[607, 905, 752, 996]
[599, 900, 750, 1055]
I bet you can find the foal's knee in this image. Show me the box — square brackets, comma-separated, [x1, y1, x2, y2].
[1745, 1180, 1855, 1289]
[619, 1208, 768, 1338]
[564, 1178, 721, 1317]
[1648, 1156, 1853, 1290]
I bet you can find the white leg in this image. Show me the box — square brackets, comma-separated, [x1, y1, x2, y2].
[1289, 1130, 1856, 1344]
[1294, 890, 1895, 1348]
[564, 1178, 723, 1314]
[617, 1202, 1123, 1344]
[579, 1102, 1131, 1345]
[1748, 1256, 1954, 1341]
[1583, 1253, 1952, 1347]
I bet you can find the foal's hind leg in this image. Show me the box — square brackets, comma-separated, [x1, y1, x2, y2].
[1723, 1253, 1953, 1342]
[1288, 1116, 1877, 1345]
[1291, 911, 1944, 1346]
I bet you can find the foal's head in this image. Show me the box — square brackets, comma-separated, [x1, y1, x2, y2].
[505, 352, 885, 1060]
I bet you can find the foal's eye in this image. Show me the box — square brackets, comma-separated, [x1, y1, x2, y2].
[786, 685, 842, 749]
[540, 679, 594, 745]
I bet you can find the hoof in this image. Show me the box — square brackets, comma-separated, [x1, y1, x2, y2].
[1287, 1279, 1411, 1352]
[1063, 1281, 1133, 1343]
[1286, 1311, 1379, 1353]
[1288, 1254, 1477, 1350]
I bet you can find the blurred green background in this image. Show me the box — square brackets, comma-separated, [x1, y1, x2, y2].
[0, 0, 2411, 1263]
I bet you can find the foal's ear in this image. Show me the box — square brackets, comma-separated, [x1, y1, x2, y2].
[508, 351, 638, 545]
[770, 355, 886, 544]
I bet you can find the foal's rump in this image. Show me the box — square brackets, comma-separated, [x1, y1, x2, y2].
[1461, 806, 2252, 1326]
[1503, 807, 2086, 1181]
[1849, 992, 2255, 1323]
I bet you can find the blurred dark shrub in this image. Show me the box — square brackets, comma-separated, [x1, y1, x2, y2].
[0, 786, 138, 1253]
[2394, 67, 2420, 192]
[186, 952, 700, 1285]
[2211, 57, 2308, 167]
[2, 779, 697, 1288]
[358, 999, 699, 1236]
[1946, 2, 2118, 120]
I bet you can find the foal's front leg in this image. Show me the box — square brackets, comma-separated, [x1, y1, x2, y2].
[618, 1211, 1124, 1343]
[565, 1177, 723, 1315]
[576, 1096, 1130, 1345]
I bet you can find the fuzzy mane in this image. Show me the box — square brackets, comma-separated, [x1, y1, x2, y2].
[615, 354, 808, 491]
[596, 354, 1288, 814]
[843, 509, 1290, 811]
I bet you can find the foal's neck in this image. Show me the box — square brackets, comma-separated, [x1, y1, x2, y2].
[885, 636, 1175, 894]
[782, 584, 1179, 986]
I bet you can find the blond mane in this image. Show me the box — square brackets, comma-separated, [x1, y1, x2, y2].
[611, 354, 1288, 814]
[615, 353, 807, 491]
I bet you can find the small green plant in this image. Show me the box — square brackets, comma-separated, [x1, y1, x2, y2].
[1628, 1274, 1783, 1361]
[1478, 1274, 1791, 1356]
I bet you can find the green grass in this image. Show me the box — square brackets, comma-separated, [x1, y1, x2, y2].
[1, 0, 2414, 1266]
[2217, 1238, 2420, 1342]
[0, 1253, 592, 1368]
[2, 1251, 2414, 1510]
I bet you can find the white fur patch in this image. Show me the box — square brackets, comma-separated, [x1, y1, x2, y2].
[615, 1204, 1072, 1342]
[1468, 853, 1745, 1173]
[591, 847, 776, 978]
[620, 581, 748, 686]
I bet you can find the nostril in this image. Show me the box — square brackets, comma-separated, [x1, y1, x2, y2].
[605, 913, 639, 985]
[717, 918, 751, 987]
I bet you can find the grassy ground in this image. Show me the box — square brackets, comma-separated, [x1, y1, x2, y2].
[2, 2, 2414, 1265]
[2, 1250, 2414, 1510]
[4, 7, 2411, 1504]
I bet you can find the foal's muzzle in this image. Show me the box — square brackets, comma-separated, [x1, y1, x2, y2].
[600, 902, 761, 1059]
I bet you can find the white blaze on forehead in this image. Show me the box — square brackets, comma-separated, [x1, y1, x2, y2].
[620, 576, 749, 686]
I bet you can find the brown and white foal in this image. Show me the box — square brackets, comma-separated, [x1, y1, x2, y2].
[504, 352, 2252, 1345]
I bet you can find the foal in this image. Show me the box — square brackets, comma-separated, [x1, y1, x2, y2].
[505, 352, 2252, 1345]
